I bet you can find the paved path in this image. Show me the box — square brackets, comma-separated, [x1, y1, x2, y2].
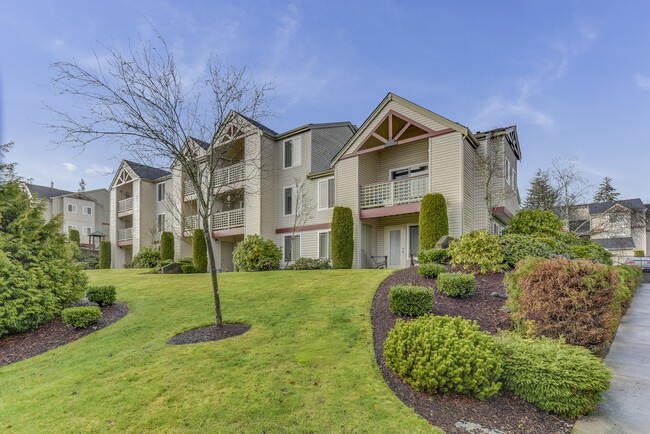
[573, 282, 650, 434]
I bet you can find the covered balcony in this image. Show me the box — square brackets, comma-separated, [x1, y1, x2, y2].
[117, 197, 133, 217]
[360, 174, 428, 219]
[183, 180, 196, 201]
[183, 215, 199, 237]
[117, 227, 133, 246]
[213, 162, 245, 191]
[212, 208, 244, 237]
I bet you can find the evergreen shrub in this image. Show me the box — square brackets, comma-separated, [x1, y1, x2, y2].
[99, 240, 111, 269]
[384, 315, 503, 400]
[286, 257, 331, 270]
[417, 262, 447, 279]
[417, 248, 449, 264]
[68, 229, 80, 245]
[192, 229, 208, 273]
[160, 231, 174, 261]
[331, 206, 354, 269]
[419, 193, 449, 250]
[131, 246, 161, 268]
[499, 234, 555, 267]
[634, 250, 645, 257]
[232, 234, 281, 271]
[503, 209, 564, 237]
[388, 284, 434, 316]
[86, 286, 116, 306]
[448, 230, 505, 273]
[437, 272, 476, 298]
[62, 306, 101, 328]
[181, 264, 196, 274]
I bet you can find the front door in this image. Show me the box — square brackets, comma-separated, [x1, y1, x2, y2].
[385, 225, 406, 268]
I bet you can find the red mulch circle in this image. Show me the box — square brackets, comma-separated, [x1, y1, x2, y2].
[0, 302, 129, 368]
[167, 323, 251, 345]
[372, 267, 574, 433]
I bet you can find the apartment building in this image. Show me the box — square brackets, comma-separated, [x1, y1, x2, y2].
[107, 93, 522, 270]
[25, 183, 110, 246]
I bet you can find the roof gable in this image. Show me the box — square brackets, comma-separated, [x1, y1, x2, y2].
[25, 183, 73, 199]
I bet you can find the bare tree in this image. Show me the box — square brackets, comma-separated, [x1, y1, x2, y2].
[47, 29, 273, 327]
[550, 157, 591, 223]
[284, 177, 313, 268]
[476, 133, 516, 230]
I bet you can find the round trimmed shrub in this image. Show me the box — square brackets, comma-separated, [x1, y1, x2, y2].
[437, 272, 476, 298]
[99, 240, 111, 269]
[419, 193, 449, 250]
[178, 257, 193, 264]
[417, 262, 447, 279]
[181, 264, 197, 274]
[160, 231, 174, 261]
[389, 284, 434, 316]
[495, 332, 611, 418]
[86, 286, 116, 306]
[448, 230, 505, 273]
[503, 209, 564, 237]
[331, 206, 354, 269]
[286, 257, 331, 270]
[418, 248, 449, 264]
[68, 229, 80, 245]
[384, 315, 503, 400]
[131, 246, 161, 268]
[62, 306, 101, 328]
[192, 229, 208, 273]
[232, 234, 281, 271]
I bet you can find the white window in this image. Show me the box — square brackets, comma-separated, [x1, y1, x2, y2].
[157, 182, 166, 202]
[408, 225, 420, 259]
[283, 136, 302, 169]
[67, 204, 77, 213]
[157, 214, 166, 232]
[83, 206, 93, 215]
[493, 222, 501, 235]
[318, 178, 335, 210]
[284, 234, 301, 262]
[318, 231, 331, 260]
[82, 227, 92, 236]
[283, 187, 293, 216]
[67, 225, 77, 232]
[505, 159, 511, 186]
[389, 163, 428, 180]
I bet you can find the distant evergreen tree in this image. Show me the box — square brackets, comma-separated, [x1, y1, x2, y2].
[523, 169, 559, 210]
[593, 177, 620, 202]
[78, 178, 86, 191]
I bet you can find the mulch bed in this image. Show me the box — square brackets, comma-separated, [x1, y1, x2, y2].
[372, 267, 574, 433]
[0, 302, 129, 368]
[167, 323, 251, 345]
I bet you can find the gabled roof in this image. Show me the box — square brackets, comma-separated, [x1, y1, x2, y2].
[474, 125, 522, 160]
[236, 112, 278, 136]
[123, 160, 171, 181]
[188, 136, 210, 151]
[589, 199, 646, 215]
[25, 183, 73, 199]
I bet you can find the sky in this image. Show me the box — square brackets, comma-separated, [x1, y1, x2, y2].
[1, 0, 650, 202]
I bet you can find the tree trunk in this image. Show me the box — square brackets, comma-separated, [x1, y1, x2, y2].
[202, 213, 222, 326]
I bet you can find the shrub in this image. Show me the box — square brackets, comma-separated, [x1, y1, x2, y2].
[181, 264, 197, 274]
[131, 246, 161, 268]
[232, 234, 282, 272]
[86, 286, 116, 306]
[505, 257, 619, 347]
[499, 234, 555, 267]
[160, 231, 174, 261]
[448, 230, 505, 273]
[613, 264, 643, 314]
[331, 206, 354, 269]
[62, 306, 101, 328]
[388, 285, 434, 316]
[68, 229, 80, 245]
[286, 257, 331, 270]
[417, 262, 447, 279]
[77, 250, 99, 270]
[495, 332, 612, 418]
[99, 240, 111, 269]
[384, 315, 502, 400]
[634, 250, 645, 257]
[178, 257, 193, 264]
[503, 209, 564, 237]
[568, 242, 613, 266]
[192, 229, 208, 273]
[419, 193, 449, 250]
[417, 248, 449, 264]
[437, 272, 476, 298]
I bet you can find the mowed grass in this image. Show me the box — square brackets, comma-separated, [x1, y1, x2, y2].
[0, 269, 437, 432]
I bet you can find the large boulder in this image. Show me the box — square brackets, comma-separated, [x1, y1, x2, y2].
[435, 235, 456, 249]
[160, 262, 183, 274]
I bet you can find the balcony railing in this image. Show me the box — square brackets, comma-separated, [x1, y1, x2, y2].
[183, 180, 196, 197]
[360, 175, 428, 209]
[117, 197, 133, 213]
[183, 215, 199, 233]
[214, 162, 245, 188]
[212, 209, 245, 231]
[118, 227, 133, 242]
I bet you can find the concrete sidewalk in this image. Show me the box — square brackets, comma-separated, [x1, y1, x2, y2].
[573, 282, 650, 434]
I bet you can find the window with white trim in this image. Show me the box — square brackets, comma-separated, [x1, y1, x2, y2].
[82, 206, 92, 215]
[283, 136, 302, 169]
[283, 187, 293, 216]
[82, 226, 92, 236]
[157, 182, 166, 202]
[67, 204, 77, 213]
[157, 213, 166, 232]
[505, 158, 511, 186]
[284, 234, 300, 262]
[390, 163, 428, 180]
[318, 178, 335, 209]
[67, 225, 77, 232]
[318, 231, 331, 260]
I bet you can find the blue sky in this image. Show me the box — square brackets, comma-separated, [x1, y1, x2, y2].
[1, 1, 650, 201]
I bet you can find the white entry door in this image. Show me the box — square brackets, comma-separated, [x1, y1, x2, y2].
[385, 225, 406, 269]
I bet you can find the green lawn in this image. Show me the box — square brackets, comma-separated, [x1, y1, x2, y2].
[0, 269, 436, 432]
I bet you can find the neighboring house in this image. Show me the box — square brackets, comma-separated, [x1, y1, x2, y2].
[109, 160, 172, 267]
[564, 198, 649, 264]
[107, 92, 522, 270]
[25, 183, 110, 247]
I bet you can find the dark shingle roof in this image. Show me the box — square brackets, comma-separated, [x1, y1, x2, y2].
[310, 122, 356, 173]
[25, 183, 73, 199]
[593, 237, 636, 249]
[124, 160, 171, 181]
[188, 136, 210, 150]
[589, 199, 646, 214]
[237, 113, 278, 136]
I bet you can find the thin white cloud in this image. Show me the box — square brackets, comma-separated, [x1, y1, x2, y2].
[85, 164, 114, 175]
[62, 162, 76, 171]
[635, 73, 650, 91]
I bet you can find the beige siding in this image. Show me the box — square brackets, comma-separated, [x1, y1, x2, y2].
[244, 133, 263, 235]
[376, 139, 428, 182]
[335, 157, 360, 268]
[430, 132, 463, 237]
[358, 153, 378, 185]
[259, 135, 276, 239]
[463, 140, 475, 233]
[138, 180, 155, 248]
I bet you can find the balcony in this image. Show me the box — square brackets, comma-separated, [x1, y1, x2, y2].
[183, 180, 196, 200]
[212, 209, 244, 236]
[359, 175, 428, 218]
[214, 162, 245, 189]
[117, 197, 133, 216]
[183, 215, 199, 235]
[117, 227, 133, 245]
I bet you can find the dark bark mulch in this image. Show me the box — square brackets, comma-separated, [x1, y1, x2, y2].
[0, 302, 129, 368]
[372, 267, 574, 433]
[167, 323, 251, 345]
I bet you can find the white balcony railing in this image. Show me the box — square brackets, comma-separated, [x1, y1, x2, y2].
[118, 227, 133, 242]
[117, 197, 133, 213]
[183, 180, 196, 197]
[214, 162, 245, 188]
[212, 209, 245, 231]
[360, 175, 429, 209]
[183, 215, 199, 233]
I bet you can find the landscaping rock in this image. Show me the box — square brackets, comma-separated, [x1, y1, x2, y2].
[490, 292, 508, 300]
[160, 262, 183, 274]
[435, 235, 456, 249]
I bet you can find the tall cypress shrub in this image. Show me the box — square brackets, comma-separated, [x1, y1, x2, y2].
[193, 229, 208, 273]
[69, 229, 80, 245]
[331, 206, 354, 269]
[419, 193, 449, 250]
[99, 240, 111, 269]
[160, 231, 174, 261]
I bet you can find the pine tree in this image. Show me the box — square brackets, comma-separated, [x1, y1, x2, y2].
[593, 177, 620, 202]
[78, 178, 86, 191]
[523, 169, 559, 210]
